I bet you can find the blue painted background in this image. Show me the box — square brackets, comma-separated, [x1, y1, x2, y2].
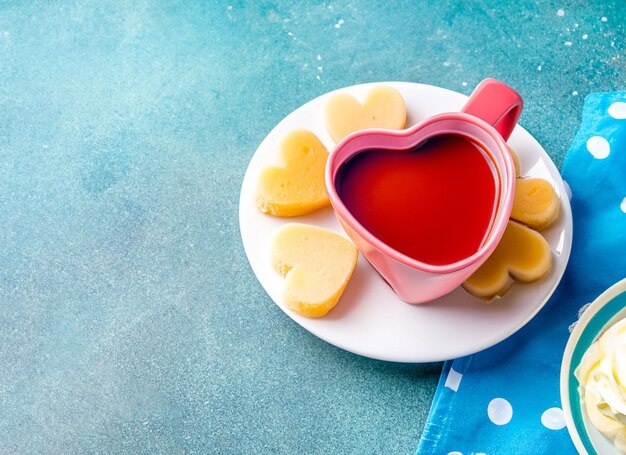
[0, 1, 624, 453]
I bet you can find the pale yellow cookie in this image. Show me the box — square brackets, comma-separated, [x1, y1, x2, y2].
[256, 129, 329, 217]
[325, 86, 406, 143]
[507, 147, 560, 230]
[270, 223, 358, 318]
[508, 146, 521, 177]
[511, 178, 560, 231]
[463, 220, 552, 300]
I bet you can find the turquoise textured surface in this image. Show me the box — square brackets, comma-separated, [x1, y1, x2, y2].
[0, 1, 624, 453]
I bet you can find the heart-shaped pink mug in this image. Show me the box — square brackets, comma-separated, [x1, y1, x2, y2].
[325, 78, 522, 304]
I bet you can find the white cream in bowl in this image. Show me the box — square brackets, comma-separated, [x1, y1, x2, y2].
[576, 317, 626, 453]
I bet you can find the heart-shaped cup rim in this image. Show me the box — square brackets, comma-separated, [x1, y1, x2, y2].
[325, 111, 517, 275]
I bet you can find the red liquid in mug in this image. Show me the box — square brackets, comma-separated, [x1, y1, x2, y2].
[336, 134, 497, 265]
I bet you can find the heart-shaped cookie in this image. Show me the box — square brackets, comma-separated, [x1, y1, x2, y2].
[511, 177, 560, 231]
[325, 86, 406, 143]
[256, 129, 329, 217]
[270, 223, 358, 318]
[507, 147, 560, 230]
[462, 220, 552, 300]
[509, 146, 521, 177]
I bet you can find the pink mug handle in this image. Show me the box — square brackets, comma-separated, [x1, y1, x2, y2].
[460, 78, 523, 141]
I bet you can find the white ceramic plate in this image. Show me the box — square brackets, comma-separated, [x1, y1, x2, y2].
[239, 82, 573, 363]
[561, 278, 626, 455]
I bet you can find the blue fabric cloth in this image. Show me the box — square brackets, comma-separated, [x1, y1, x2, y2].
[417, 92, 626, 455]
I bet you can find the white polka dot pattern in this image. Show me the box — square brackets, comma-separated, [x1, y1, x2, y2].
[444, 367, 463, 392]
[488, 398, 513, 425]
[586, 136, 610, 159]
[541, 407, 566, 430]
[609, 102, 626, 119]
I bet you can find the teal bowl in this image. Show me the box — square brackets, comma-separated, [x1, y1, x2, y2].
[560, 278, 626, 455]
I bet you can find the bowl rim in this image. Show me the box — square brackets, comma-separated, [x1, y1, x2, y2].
[560, 277, 626, 455]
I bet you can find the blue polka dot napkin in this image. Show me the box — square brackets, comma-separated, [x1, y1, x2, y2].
[416, 92, 626, 455]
